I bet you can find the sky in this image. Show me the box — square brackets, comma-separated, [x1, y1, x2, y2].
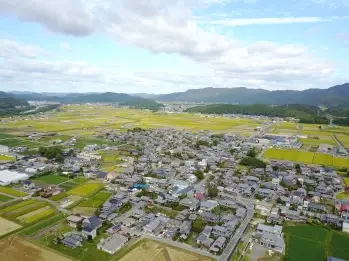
[0, 0, 348, 94]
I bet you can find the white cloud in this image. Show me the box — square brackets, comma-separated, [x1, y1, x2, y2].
[0, 0, 346, 92]
[0, 39, 42, 58]
[60, 42, 72, 51]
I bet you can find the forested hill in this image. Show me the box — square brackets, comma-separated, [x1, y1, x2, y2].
[185, 104, 338, 124]
[0, 97, 29, 109]
[156, 83, 349, 107]
[3, 92, 164, 111]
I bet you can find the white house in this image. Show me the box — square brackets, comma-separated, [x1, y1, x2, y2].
[0, 145, 9, 154]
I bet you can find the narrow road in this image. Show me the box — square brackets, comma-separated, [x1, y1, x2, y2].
[33, 196, 72, 215]
[333, 134, 348, 155]
[218, 207, 254, 261]
[143, 234, 217, 259]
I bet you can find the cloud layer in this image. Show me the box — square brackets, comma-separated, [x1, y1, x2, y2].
[0, 0, 347, 93]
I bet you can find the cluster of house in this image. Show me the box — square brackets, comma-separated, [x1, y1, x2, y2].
[2, 125, 349, 258]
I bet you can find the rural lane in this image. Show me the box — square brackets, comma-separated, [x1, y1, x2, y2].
[143, 234, 217, 259]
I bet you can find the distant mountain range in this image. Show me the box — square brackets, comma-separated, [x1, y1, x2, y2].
[154, 83, 349, 107]
[2, 83, 349, 108]
[0, 91, 163, 110]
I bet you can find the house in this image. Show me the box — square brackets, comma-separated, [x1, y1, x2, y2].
[321, 214, 341, 226]
[283, 176, 297, 186]
[179, 221, 192, 239]
[212, 225, 232, 238]
[308, 203, 328, 213]
[82, 216, 102, 239]
[256, 224, 285, 253]
[97, 234, 128, 254]
[179, 197, 200, 211]
[106, 172, 117, 182]
[61, 233, 83, 248]
[23, 180, 35, 190]
[67, 215, 83, 228]
[236, 208, 247, 219]
[341, 221, 349, 233]
[196, 225, 213, 245]
[200, 200, 218, 212]
[202, 212, 219, 223]
[209, 236, 226, 253]
[0, 145, 9, 153]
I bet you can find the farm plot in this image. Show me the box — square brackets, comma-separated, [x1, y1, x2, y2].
[329, 232, 349, 261]
[116, 239, 211, 261]
[99, 150, 122, 172]
[0, 217, 22, 237]
[333, 157, 349, 168]
[0, 236, 73, 261]
[263, 149, 314, 164]
[33, 174, 70, 185]
[78, 191, 110, 208]
[286, 235, 325, 261]
[67, 183, 104, 197]
[59, 181, 80, 190]
[0, 200, 53, 225]
[284, 225, 329, 261]
[50, 192, 68, 201]
[16, 206, 56, 224]
[313, 153, 333, 166]
[0, 199, 37, 214]
[72, 207, 97, 216]
[0, 155, 15, 161]
[0, 186, 27, 197]
[0, 194, 14, 202]
[263, 148, 349, 168]
[0, 138, 42, 148]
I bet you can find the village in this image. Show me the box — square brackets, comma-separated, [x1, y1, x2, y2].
[1, 124, 349, 261]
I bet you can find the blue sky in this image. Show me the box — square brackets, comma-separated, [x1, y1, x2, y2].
[0, 0, 348, 94]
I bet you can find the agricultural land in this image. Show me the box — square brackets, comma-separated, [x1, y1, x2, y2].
[284, 225, 349, 261]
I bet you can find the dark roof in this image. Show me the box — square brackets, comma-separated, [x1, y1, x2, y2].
[83, 216, 102, 231]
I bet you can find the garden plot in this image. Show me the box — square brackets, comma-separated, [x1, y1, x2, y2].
[16, 206, 55, 224]
[0, 217, 22, 237]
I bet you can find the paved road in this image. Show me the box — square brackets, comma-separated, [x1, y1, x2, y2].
[33, 196, 72, 215]
[143, 234, 217, 259]
[333, 134, 348, 155]
[218, 206, 254, 261]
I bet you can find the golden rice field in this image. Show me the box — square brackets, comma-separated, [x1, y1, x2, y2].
[0, 105, 263, 138]
[263, 148, 349, 168]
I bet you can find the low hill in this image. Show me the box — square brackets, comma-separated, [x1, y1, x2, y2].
[156, 83, 349, 107]
[185, 104, 331, 124]
[2, 92, 164, 111]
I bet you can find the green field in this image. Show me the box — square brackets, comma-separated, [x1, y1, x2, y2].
[284, 225, 349, 261]
[0, 105, 263, 139]
[78, 191, 110, 208]
[0, 186, 27, 197]
[99, 150, 122, 172]
[50, 192, 68, 201]
[263, 149, 314, 164]
[0, 194, 13, 202]
[263, 148, 349, 168]
[67, 183, 104, 197]
[0, 155, 15, 161]
[336, 192, 349, 199]
[33, 174, 70, 185]
[329, 232, 349, 261]
[0, 138, 42, 148]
